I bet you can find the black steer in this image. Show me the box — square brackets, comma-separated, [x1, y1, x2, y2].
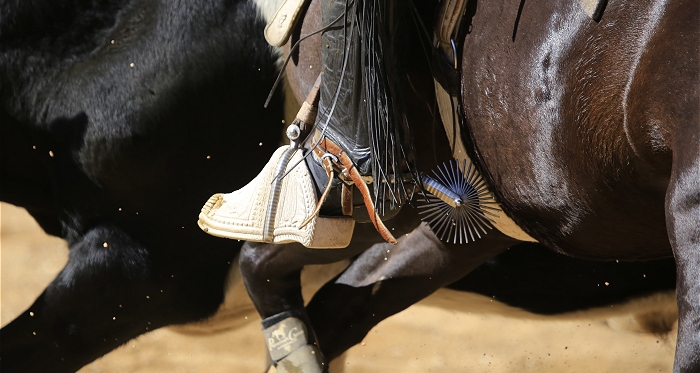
[0, 0, 283, 371]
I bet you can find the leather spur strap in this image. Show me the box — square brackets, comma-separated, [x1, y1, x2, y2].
[311, 134, 398, 245]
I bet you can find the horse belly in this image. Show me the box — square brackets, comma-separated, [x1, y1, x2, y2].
[460, 0, 677, 260]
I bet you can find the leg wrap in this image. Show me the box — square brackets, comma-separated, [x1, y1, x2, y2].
[262, 311, 326, 373]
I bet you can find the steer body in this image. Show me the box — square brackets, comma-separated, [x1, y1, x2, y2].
[0, 0, 283, 371]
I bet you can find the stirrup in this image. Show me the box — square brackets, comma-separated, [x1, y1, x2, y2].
[198, 145, 355, 248]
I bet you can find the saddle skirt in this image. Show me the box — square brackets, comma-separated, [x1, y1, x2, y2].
[434, 83, 537, 243]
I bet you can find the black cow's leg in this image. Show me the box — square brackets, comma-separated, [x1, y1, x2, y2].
[0, 224, 231, 373]
[306, 224, 517, 361]
[666, 144, 700, 372]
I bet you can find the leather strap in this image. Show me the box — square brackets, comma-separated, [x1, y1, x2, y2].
[264, 0, 310, 47]
[432, 0, 468, 98]
[299, 156, 335, 229]
[311, 133, 398, 245]
[435, 0, 468, 45]
[290, 73, 323, 148]
[341, 184, 353, 216]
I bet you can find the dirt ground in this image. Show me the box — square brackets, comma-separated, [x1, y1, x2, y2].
[1, 202, 676, 372]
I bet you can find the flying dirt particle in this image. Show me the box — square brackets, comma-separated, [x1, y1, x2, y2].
[103, 242, 109, 248]
[48, 151, 54, 157]
[130, 63, 135, 68]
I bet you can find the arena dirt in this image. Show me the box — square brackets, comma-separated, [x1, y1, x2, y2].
[1, 203, 675, 373]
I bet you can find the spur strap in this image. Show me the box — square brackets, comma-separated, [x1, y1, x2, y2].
[311, 133, 398, 245]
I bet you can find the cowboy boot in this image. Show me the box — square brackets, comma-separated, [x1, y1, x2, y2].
[199, 0, 415, 248]
[198, 74, 355, 249]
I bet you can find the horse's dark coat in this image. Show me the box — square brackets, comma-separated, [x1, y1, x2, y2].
[459, 0, 698, 369]
[461, 0, 689, 261]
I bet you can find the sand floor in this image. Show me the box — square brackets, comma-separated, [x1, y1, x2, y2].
[1, 203, 676, 372]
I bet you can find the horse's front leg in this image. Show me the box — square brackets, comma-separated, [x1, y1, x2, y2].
[239, 241, 368, 373]
[306, 224, 518, 361]
[667, 144, 700, 373]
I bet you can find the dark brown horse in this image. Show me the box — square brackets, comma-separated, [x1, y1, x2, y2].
[456, 2, 698, 371]
[241, 0, 697, 372]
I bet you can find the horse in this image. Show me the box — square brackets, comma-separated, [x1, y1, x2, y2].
[232, 0, 698, 371]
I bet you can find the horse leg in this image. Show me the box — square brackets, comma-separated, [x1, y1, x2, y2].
[666, 142, 700, 372]
[306, 224, 518, 361]
[0, 224, 231, 373]
[239, 241, 369, 373]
